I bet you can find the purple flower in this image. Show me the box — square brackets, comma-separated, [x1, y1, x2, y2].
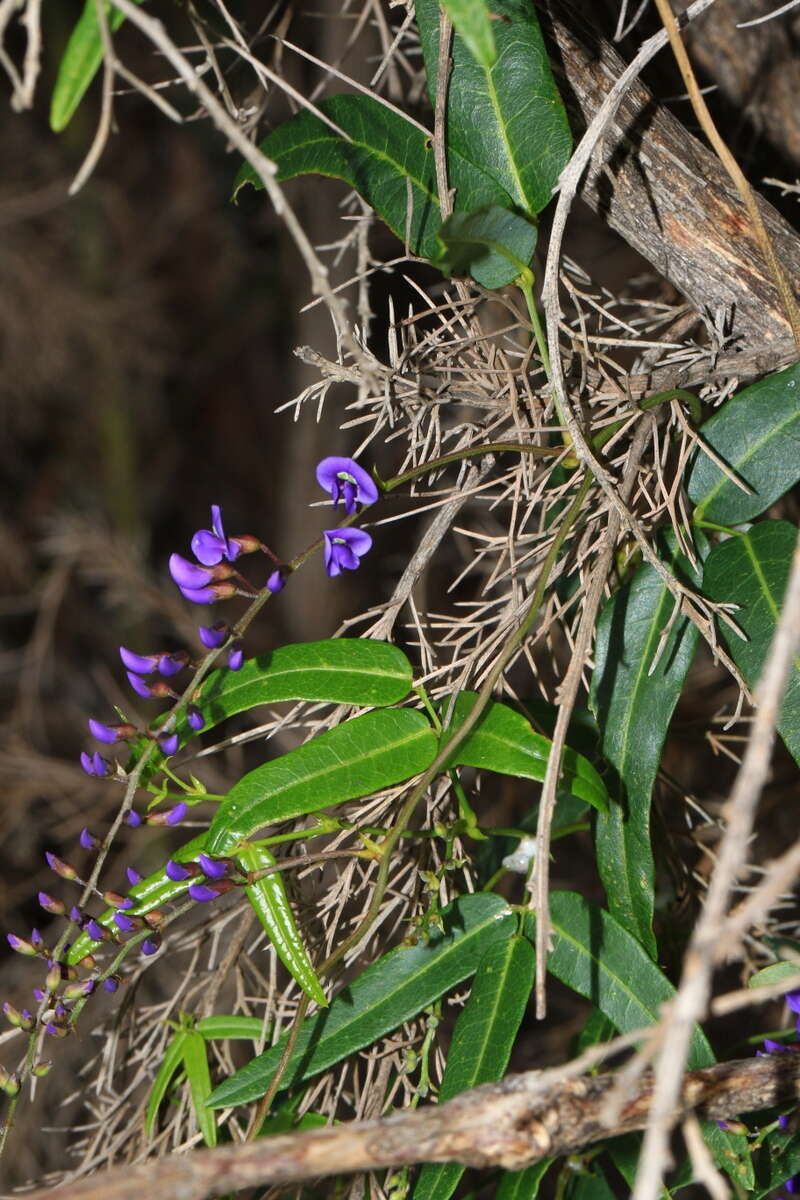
[126, 867, 143, 886]
[103, 977, 119, 993]
[322, 528, 373, 577]
[33, 988, 45, 1002]
[165, 802, 188, 826]
[189, 882, 221, 903]
[787, 1179, 800, 1194]
[169, 553, 216, 590]
[198, 622, 228, 649]
[119, 646, 159, 675]
[141, 938, 159, 956]
[45, 852, 77, 880]
[80, 751, 109, 777]
[113, 912, 137, 933]
[187, 705, 205, 731]
[79, 828, 98, 850]
[86, 920, 108, 942]
[316, 457, 378, 515]
[69, 906, 82, 924]
[88, 719, 128, 744]
[179, 581, 237, 605]
[191, 505, 240, 566]
[158, 732, 180, 757]
[763, 1038, 790, 1054]
[227, 642, 244, 671]
[197, 854, 230, 880]
[127, 671, 157, 699]
[267, 567, 288, 594]
[158, 651, 189, 678]
[786, 991, 800, 1015]
[165, 859, 193, 882]
[126, 809, 143, 828]
[39, 892, 65, 916]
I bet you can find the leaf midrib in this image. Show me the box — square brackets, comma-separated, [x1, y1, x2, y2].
[694, 404, 800, 515]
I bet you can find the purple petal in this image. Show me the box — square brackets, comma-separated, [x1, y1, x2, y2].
[69, 906, 82, 923]
[189, 883, 220, 903]
[779, 1114, 792, 1130]
[126, 810, 143, 827]
[79, 829, 97, 851]
[187, 705, 205, 731]
[158, 651, 188, 677]
[227, 645, 244, 671]
[141, 938, 159, 956]
[7, 933, 36, 956]
[179, 583, 219, 605]
[103, 977, 119, 993]
[127, 671, 155, 698]
[88, 719, 119, 744]
[191, 529, 226, 566]
[80, 751, 96, 776]
[86, 920, 107, 942]
[165, 859, 192, 882]
[763, 1038, 789, 1054]
[119, 646, 158, 675]
[126, 867, 143, 886]
[117, 897, 134, 910]
[165, 802, 188, 826]
[158, 733, 180, 757]
[267, 567, 287, 594]
[91, 752, 109, 777]
[197, 854, 229, 880]
[113, 912, 136, 932]
[198, 623, 227, 649]
[315, 457, 378, 510]
[786, 990, 800, 1015]
[169, 553, 213, 590]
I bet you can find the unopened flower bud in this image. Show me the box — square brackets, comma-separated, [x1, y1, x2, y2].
[267, 566, 288, 594]
[126, 867, 143, 886]
[166, 802, 188, 826]
[88, 719, 135, 744]
[45, 852, 78, 881]
[45, 963, 63, 992]
[7, 933, 38, 957]
[227, 641, 244, 671]
[45, 1023, 69, 1039]
[79, 828, 99, 851]
[143, 909, 164, 928]
[119, 646, 159, 675]
[103, 976, 120, 993]
[180, 581, 237, 605]
[165, 860, 195, 882]
[113, 912, 140, 933]
[2, 1071, 20, 1095]
[198, 622, 228, 649]
[141, 937, 160, 957]
[103, 891, 129, 908]
[158, 651, 189, 678]
[32, 1060, 52, 1077]
[197, 854, 232, 880]
[80, 751, 110, 777]
[126, 810, 143, 827]
[189, 880, 232, 902]
[86, 920, 109, 943]
[158, 732, 180, 757]
[78, 954, 97, 970]
[62, 980, 95, 1001]
[186, 704, 205, 731]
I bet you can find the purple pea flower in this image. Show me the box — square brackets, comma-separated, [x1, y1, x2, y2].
[322, 528, 373, 577]
[158, 732, 180, 757]
[113, 912, 137, 933]
[189, 882, 221, 903]
[179, 581, 237, 605]
[127, 671, 157, 699]
[158, 651, 189, 678]
[165, 859, 193, 882]
[169, 553, 216, 590]
[79, 829, 98, 850]
[104, 977, 120, 993]
[86, 920, 108, 942]
[119, 646, 160, 675]
[198, 622, 228, 649]
[141, 938, 159, 956]
[227, 642, 244, 671]
[126, 809, 143, 828]
[267, 567, 288, 594]
[126, 867, 143, 886]
[316, 456, 378, 515]
[165, 802, 188, 826]
[187, 705, 205, 731]
[80, 751, 109, 778]
[88, 719, 133, 744]
[197, 854, 230, 880]
[786, 991, 800, 1015]
[69, 906, 82, 924]
[191, 505, 240, 566]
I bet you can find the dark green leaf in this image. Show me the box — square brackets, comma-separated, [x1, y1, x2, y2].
[186, 639, 413, 741]
[145, 1029, 188, 1136]
[444, 692, 609, 815]
[495, 1160, 552, 1200]
[687, 360, 800, 525]
[182, 1029, 217, 1147]
[206, 707, 438, 855]
[435, 206, 537, 289]
[525, 892, 753, 1189]
[703, 520, 800, 764]
[233, 95, 511, 262]
[590, 534, 704, 956]
[570, 1164, 617, 1200]
[412, 937, 534, 1200]
[441, 0, 496, 68]
[416, 0, 572, 216]
[207, 893, 515, 1107]
[50, 0, 142, 132]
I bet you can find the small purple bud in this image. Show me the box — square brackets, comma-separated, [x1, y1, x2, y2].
[79, 828, 98, 850]
[197, 854, 230, 880]
[45, 852, 78, 881]
[62, 980, 95, 1000]
[158, 732, 180, 757]
[117, 897, 134, 910]
[54, 1002, 67, 1019]
[165, 860, 193, 881]
[86, 920, 108, 942]
[3, 1002, 22, 1027]
[38, 892, 64, 916]
[103, 977, 120, 993]
[69, 906, 83, 924]
[763, 1038, 789, 1054]
[30, 928, 43, 948]
[169, 553, 215, 590]
[267, 566, 288, 594]
[119, 646, 159, 675]
[198, 622, 228, 649]
[189, 882, 221, 903]
[45, 962, 62, 991]
[88, 719, 119, 744]
[187, 704, 205, 731]
[126, 867, 143, 886]
[127, 671, 156, 699]
[165, 802, 188, 826]
[180, 581, 237, 605]
[126, 810, 143, 827]
[80, 751, 95, 776]
[779, 1114, 792, 1130]
[33, 988, 46, 1003]
[46, 1024, 68, 1039]
[91, 751, 109, 777]
[158, 651, 189, 678]
[103, 891, 126, 907]
[7, 933, 37, 956]
[227, 642, 244, 671]
[140, 938, 159, 956]
[786, 990, 800, 1015]
[113, 912, 137, 933]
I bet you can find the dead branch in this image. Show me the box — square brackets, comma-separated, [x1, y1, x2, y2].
[26, 1053, 800, 1200]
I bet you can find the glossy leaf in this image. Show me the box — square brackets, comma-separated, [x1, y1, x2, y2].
[238, 844, 327, 1007]
[412, 936, 534, 1200]
[703, 520, 800, 764]
[525, 892, 753, 1189]
[687, 359, 800, 525]
[50, 0, 142, 132]
[184, 639, 414, 741]
[441, 0, 496, 68]
[416, 0, 572, 216]
[67, 834, 207, 965]
[590, 534, 703, 956]
[144, 1029, 188, 1136]
[233, 94, 511, 263]
[196, 1015, 270, 1041]
[748, 962, 800, 990]
[182, 1029, 217, 1146]
[444, 692, 609, 815]
[206, 707, 438, 855]
[207, 893, 515, 1108]
[495, 1160, 552, 1200]
[435, 206, 537, 289]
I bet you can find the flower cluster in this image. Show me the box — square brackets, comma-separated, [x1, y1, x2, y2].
[754, 988, 800, 1193]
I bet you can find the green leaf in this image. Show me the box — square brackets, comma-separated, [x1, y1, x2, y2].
[444, 692, 609, 815]
[687, 359, 800, 525]
[207, 893, 515, 1108]
[748, 962, 800, 990]
[66, 834, 207, 965]
[185, 639, 414, 740]
[182, 1029, 217, 1147]
[196, 1016, 270, 1041]
[413, 936, 534, 1200]
[495, 1160, 552, 1200]
[416, 0, 572, 216]
[441, 0, 496, 68]
[145, 1029, 188, 1136]
[753, 1127, 800, 1199]
[435, 205, 537, 289]
[206, 707, 438, 855]
[50, 0, 142, 132]
[238, 844, 327, 1007]
[570, 1165, 617, 1200]
[703, 520, 800, 764]
[232, 94, 511, 262]
[525, 892, 753, 1189]
[590, 533, 704, 956]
